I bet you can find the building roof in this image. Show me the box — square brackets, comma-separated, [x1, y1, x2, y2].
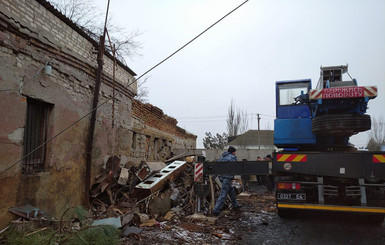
[227, 130, 274, 146]
[36, 0, 136, 76]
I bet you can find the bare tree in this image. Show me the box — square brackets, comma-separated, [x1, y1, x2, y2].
[227, 99, 238, 136]
[50, 0, 101, 28]
[239, 109, 249, 134]
[49, 0, 142, 62]
[367, 116, 385, 151]
[226, 99, 248, 136]
[135, 76, 150, 103]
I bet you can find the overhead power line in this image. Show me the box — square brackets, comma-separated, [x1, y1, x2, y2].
[178, 112, 276, 121]
[178, 119, 226, 123]
[0, 0, 249, 176]
[177, 115, 228, 120]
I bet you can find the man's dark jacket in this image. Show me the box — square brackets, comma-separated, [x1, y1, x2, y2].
[218, 151, 237, 179]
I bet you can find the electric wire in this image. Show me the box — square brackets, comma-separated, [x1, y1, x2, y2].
[258, 113, 276, 118]
[178, 112, 275, 121]
[20, 61, 49, 91]
[180, 119, 229, 123]
[0, 61, 49, 93]
[0, 0, 249, 176]
[177, 115, 228, 120]
[178, 113, 276, 123]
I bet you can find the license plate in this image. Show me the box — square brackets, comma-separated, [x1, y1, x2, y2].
[277, 193, 306, 200]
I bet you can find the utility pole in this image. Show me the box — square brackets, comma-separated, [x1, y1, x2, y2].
[257, 113, 261, 150]
[85, 0, 110, 209]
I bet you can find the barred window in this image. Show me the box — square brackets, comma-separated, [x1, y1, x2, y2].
[23, 98, 52, 174]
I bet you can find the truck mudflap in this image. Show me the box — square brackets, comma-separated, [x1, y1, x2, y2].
[277, 203, 385, 214]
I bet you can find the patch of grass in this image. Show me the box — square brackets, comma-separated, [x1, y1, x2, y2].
[3, 225, 120, 245]
[2, 207, 120, 245]
[2, 228, 56, 245]
[62, 225, 120, 245]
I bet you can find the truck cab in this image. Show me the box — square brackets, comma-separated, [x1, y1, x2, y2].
[274, 79, 315, 149]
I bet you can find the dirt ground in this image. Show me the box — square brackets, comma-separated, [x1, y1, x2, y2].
[120, 182, 385, 245]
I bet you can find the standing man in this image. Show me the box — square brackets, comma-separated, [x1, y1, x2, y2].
[213, 146, 241, 215]
[264, 154, 275, 192]
[256, 156, 264, 185]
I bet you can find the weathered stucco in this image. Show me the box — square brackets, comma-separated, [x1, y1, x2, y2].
[0, 0, 136, 228]
[0, 0, 196, 229]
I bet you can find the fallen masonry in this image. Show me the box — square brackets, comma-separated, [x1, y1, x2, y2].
[1, 157, 277, 244]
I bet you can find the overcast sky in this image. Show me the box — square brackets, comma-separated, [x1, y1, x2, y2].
[94, 0, 385, 148]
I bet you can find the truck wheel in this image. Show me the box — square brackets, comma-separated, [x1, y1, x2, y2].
[364, 214, 385, 224]
[312, 114, 371, 136]
[277, 208, 292, 218]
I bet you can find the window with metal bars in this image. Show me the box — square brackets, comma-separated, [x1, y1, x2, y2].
[23, 98, 52, 174]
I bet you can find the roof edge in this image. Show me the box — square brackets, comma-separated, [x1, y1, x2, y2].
[36, 0, 136, 76]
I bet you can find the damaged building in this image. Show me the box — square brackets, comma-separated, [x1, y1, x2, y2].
[0, 0, 196, 228]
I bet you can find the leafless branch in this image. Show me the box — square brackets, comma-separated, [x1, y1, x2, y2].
[135, 76, 150, 103]
[49, 0, 143, 63]
[227, 99, 249, 136]
[368, 116, 385, 150]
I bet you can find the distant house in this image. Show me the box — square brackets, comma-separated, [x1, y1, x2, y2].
[227, 130, 275, 150]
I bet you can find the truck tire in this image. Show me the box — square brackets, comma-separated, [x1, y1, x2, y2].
[312, 114, 371, 136]
[277, 208, 292, 218]
[362, 214, 385, 224]
[371, 214, 385, 224]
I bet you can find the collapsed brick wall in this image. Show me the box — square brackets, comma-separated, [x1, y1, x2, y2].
[0, 0, 136, 228]
[130, 99, 197, 163]
[0, 0, 197, 229]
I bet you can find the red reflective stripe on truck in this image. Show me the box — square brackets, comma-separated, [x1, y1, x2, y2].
[286, 154, 298, 162]
[277, 154, 307, 162]
[373, 155, 385, 163]
[363, 86, 377, 97]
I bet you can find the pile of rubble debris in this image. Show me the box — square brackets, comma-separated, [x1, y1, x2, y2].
[1, 156, 276, 244]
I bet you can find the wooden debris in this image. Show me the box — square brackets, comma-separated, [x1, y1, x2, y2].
[163, 211, 174, 221]
[0, 226, 9, 235]
[140, 218, 158, 227]
[25, 227, 47, 237]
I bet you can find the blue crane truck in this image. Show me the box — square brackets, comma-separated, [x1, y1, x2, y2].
[273, 65, 385, 222]
[202, 65, 384, 222]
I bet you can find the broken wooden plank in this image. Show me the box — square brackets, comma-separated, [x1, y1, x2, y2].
[25, 227, 48, 237]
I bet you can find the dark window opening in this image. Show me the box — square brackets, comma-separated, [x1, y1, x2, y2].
[145, 135, 151, 160]
[131, 132, 137, 149]
[23, 98, 52, 174]
[154, 138, 160, 160]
